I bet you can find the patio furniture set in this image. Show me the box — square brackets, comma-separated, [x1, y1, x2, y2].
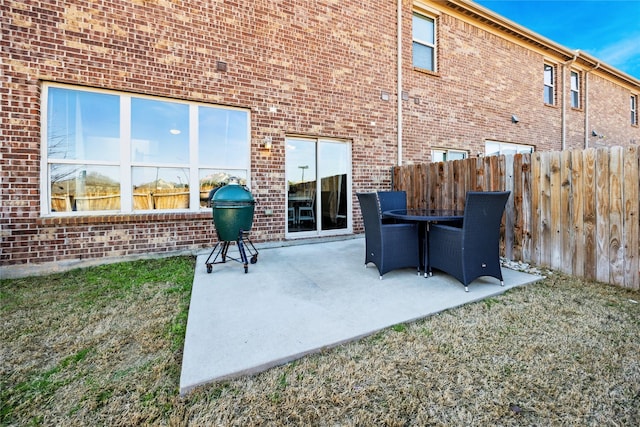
[357, 190, 510, 292]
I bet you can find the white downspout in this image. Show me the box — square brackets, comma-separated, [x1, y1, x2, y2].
[561, 51, 578, 150]
[584, 62, 600, 149]
[397, 0, 403, 166]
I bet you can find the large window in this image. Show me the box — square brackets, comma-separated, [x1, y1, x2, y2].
[412, 13, 436, 72]
[570, 70, 580, 109]
[632, 95, 638, 126]
[544, 64, 555, 105]
[42, 84, 250, 214]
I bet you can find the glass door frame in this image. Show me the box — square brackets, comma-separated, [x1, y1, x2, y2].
[285, 136, 352, 239]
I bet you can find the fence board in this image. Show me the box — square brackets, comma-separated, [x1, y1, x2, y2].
[521, 153, 532, 261]
[570, 149, 585, 278]
[583, 148, 597, 281]
[539, 152, 552, 267]
[560, 150, 573, 274]
[596, 148, 610, 283]
[608, 147, 624, 286]
[504, 155, 515, 260]
[549, 151, 563, 270]
[531, 152, 542, 266]
[623, 146, 639, 289]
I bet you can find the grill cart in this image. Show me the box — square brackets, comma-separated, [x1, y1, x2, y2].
[205, 182, 258, 273]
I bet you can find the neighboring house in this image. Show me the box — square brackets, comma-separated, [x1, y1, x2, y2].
[2, 0, 639, 277]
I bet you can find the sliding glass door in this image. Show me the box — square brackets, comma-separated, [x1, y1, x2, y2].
[286, 137, 351, 237]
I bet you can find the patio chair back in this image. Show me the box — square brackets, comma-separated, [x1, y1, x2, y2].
[377, 191, 407, 224]
[357, 192, 419, 278]
[377, 191, 407, 212]
[428, 191, 510, 291]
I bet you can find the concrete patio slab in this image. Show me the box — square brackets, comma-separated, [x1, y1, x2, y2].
[179, 237, 542, 394]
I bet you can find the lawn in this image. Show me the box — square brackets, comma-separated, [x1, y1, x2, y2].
[1, 257, 638, 426]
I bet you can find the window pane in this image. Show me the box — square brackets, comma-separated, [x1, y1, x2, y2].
[131, 98, 189, 164]
[199, 168, 248, 207]
[448, 151, 467, 160]
[413, 14, 434, 44]
[132, 167, 190, 210]
[544, 65, 553, 85]
[199, 107, 249, 169]
[47, 88, 120, 161]
[413, 43, 434, 70]
[571, 92, 579, 108]
[571, 72, 578, 90]
[544, 86, 553, 104]
[50, 164, 120, 212]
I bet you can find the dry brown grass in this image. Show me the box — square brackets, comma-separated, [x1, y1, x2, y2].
[2, 260, 639, 426]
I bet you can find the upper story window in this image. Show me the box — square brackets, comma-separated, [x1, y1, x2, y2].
[412, 12, 436, 72]
[570, 70, 580, 108]
[544, 64, 555, 105]
[42, 84, 250, 215]
[432, 149, 467, 162]
[485, 141, 534, 156]
[632, 95, 638, 126]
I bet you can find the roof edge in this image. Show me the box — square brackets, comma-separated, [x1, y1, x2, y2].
[442, 0, 640, 87]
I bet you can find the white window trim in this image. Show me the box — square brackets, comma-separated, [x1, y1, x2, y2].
[40, 83, 251, 216]
[544, 63, 556, 105]
[570, 70, 580, 109]
[632, 94, 638, 126]
[412, 11, 437, 72]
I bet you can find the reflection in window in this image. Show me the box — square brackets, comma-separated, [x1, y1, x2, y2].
[199, 107, 248, 169]
[50, 164, 120, 212]
[199, 169, 247, 208]
[47, 87, 120, 161]
[131, 98, 189, 163]
[43, 84, 250, 214]
[132, 167, 190, 210]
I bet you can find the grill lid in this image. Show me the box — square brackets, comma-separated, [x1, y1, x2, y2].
[211, 183, 255, 206]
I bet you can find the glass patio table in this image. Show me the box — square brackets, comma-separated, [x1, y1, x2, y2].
[383, 208, 464, 277]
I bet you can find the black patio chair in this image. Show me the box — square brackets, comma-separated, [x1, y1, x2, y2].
[428, 191, 510, 292]
[357, 192, 420, 279]
[377, 190, 407, 223]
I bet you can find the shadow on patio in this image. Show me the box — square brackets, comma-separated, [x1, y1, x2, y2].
[179, 237, 542, 394]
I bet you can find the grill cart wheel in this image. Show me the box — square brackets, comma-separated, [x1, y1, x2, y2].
[250, 255, 258, 264]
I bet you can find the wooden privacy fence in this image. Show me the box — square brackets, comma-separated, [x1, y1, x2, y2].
[392, 146, 639, 290]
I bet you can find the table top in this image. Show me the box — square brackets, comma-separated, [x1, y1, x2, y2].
[384, 208, 464, 221]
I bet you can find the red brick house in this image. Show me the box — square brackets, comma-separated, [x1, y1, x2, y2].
[2, 0, 639, 278]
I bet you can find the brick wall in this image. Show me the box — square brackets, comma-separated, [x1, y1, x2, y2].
[1, 0, 399, 276]
[2, 0, 638, 277]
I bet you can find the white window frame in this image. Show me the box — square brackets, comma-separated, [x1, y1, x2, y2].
[544, 63, 555, 105]
[570, 70, 580, 109]
[432, 149, 467, 162]
[632, 94, 638, 126]
[485, 141, 534, 157]
[40, 83, 251, 216]
[412, 11, 437, 72]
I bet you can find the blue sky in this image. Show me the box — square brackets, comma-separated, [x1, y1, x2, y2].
[474, 0, 640, 79]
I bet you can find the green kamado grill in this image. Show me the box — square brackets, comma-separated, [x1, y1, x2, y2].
[204, 182, 258, 273]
